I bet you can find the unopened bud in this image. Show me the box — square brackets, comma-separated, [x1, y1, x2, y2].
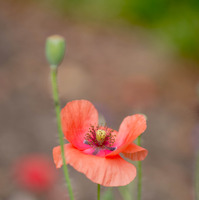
[45, 35, 66, 68]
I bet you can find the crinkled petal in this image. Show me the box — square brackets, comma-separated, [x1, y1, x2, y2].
[53, 144, 136, 187]
[61, 100, 98, 150]
[53, 145, 63, 168]
[106, 114, 146, 157]
[122, 143, 148, 161]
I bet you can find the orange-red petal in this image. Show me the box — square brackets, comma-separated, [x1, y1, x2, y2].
[61, 100, 98, 150]
[53, 144, 136, 187]
[106, 114, 146, 157]
[53, 145, 63, 168]
[122, 143, 148, 161]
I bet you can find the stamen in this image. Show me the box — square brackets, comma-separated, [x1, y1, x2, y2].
[106, 146, 117, 151]
[92, 148, 99, 155]
[83, 140, 89, 145]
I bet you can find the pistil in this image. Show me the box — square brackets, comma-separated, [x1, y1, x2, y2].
[96, 129, 106, 145]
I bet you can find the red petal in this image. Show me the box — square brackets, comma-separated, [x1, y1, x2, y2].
[106, 114, 146, 157]
[61, 100, 98, 150]
[53, 144, 136, 187]
[122, 143, 148, 161]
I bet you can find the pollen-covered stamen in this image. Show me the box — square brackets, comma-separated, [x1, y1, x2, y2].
[103, 129, 116, 147]
[84, 125, 98, 147]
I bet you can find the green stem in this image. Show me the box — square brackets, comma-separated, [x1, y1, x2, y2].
[137, 136, 142, 200]
[118, 186, 132, 200]
[196, 151, 199, 200]
[97, 184, 101, 200]
[50, 67, 74, 200]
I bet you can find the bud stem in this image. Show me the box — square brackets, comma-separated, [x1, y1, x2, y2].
[50, 67, 74, 200]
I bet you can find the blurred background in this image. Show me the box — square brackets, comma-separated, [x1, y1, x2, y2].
[0, 0, 199, 199]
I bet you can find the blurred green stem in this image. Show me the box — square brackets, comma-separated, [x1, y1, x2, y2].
[196, 151, 199, 200]
[51, 67, 74, 200]
[98, 184, 101, 200]
[118, 186, 132, 200]
[137, 135, 142, 200]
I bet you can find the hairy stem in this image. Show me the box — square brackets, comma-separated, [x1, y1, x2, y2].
[98, 184, 101, 200]
[196, 151, 199, 200]
[51, 67, 74, 200]
[137, 135, 142, 200]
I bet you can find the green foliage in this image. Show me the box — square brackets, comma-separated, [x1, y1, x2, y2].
[43, 0, 199, 61]
[158, 6, 199, 59]
[120, 0, 170, 25]
[102, 188, 114, 200]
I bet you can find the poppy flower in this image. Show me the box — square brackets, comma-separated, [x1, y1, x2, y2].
[53, 100, 148, 187]
[13, 154, 57, 193]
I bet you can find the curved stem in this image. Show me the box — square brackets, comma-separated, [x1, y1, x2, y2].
[51, 68, 74, 200]
[97, 184, 101, 200]
[137, 135, 142, 200]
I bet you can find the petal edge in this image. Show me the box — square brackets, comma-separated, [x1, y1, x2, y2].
[52, 144, 136, 187]
[106, 114, 147, 157]
[61, 100, 98, 150]
[122, 143, 148, 161]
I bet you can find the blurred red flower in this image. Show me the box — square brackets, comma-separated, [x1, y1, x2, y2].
[13, 154, 57, 193]
[53, 100, 148, 187]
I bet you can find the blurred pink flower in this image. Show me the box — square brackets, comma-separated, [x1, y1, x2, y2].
[13, 154, 57, 193]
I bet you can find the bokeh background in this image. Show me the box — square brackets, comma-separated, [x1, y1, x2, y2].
[0, 0, 199, 199]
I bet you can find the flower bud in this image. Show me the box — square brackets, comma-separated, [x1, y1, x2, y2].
[45, 35, 66, 68]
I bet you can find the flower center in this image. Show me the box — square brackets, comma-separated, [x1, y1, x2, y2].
[84, 125, 116, 155]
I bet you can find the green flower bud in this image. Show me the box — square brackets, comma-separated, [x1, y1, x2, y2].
[45, 35, 66, 68]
